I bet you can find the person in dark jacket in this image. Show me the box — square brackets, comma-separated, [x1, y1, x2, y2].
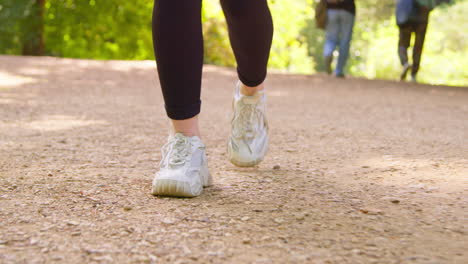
[397, 0, 431, 82]
[323, 0, 356, 78]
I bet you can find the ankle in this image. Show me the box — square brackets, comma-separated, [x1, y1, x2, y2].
[240, 83, 264, 96]
[171, 116, 201, 138]
[173, 129, 200, 138]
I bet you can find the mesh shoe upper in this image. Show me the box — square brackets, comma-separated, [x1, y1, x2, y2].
[153, 133, 211, 197]
[228, 83, 269, 167]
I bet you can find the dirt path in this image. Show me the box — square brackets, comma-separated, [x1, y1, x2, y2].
[0, 55, 467, 264]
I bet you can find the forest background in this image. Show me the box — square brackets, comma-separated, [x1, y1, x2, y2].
[0, 0, 466, 86]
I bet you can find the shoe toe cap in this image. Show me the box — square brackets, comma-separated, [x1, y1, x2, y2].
[228, 139, 266, 166]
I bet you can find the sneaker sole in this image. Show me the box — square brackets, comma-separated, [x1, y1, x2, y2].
[400, 65, 410, 81]
[152, 166, 212, 198]
[152, 179, 202, 198]
[227, 140, 268, 167]
[229, 157, 263, 167]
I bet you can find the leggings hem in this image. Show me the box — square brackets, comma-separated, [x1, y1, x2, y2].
[165, 101, 201, 120]
[238, 68, 267, 87]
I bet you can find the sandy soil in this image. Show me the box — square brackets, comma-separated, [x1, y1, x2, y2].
[0, 55, 467, 264]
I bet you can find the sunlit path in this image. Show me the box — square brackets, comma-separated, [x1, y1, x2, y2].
[1, 56, 466, 263]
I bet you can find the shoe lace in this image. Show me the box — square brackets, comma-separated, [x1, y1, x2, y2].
[160, 135, 191, 168]
[233, 103, 262, 139]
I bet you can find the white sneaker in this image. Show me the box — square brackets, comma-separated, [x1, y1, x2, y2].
[227, 82, 269, 167]
[152, 133, 212, 197]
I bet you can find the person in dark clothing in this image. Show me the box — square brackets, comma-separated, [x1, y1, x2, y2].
[397, 0, 431, 82]
[323, 0, 356, 78]
[326, 0, 355, 14]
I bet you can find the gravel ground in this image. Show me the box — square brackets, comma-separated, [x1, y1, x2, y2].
[0, 55, 467, 264]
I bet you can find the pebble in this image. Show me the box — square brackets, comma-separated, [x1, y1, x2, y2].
[242, 238, 251, 244]
[162, 218, 176, 225]
[29, 238, 39, 245]
[51, 256, 64, 261]
[294, 213, 306, 221]
[85, 248, 106, 254]
[359, 208, 383, 215]
[149, 254, 158, 262]
[91, 255, 113, 262]
[274, 218, 284, 224]
[241, 216, 250, 221]
[381, 196, 401, 204]
[408, 184, 426, 189]
[273, 165, 281, 170]
[66, 221, 79, 226]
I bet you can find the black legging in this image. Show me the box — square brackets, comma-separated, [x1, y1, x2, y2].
[152, 0, 274, 120]
[398, 22, 428, 77]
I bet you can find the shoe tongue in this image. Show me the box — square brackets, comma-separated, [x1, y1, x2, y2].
[169, 134, 189, 167]
[173, 133, 198, 140]
[173, 133, 185, 138]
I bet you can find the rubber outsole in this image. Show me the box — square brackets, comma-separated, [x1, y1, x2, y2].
[152, 179, 202, 198]
[400, 64, 411, 81]
[229, 157, 263, 167]
[227, 141, 268, 167]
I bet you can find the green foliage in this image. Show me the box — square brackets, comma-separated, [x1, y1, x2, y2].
[267, 0, 314, 73]
[0, 0, 465, 86]
[417, 1, 468, 85]
[202, 1, 235, 67]
[0, 0, 36, 54]
[43, 0, 153, 59]
[202, 0, 314, 73]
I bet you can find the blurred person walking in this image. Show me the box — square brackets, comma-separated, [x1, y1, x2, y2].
[322, 0, 356, 78]
[396, 0, 448, 82]
[397, 0, 430, 82]
[151, 0, 273, 197]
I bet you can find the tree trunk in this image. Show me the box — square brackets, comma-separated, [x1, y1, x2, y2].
[22, 0, 45, 56]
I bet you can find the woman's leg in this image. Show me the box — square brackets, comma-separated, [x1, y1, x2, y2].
[221, 0, 273, 167]
[151, 0, 210, 198]
[220, 0, 273, 95]
[152, 0, 203, 136]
